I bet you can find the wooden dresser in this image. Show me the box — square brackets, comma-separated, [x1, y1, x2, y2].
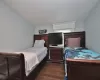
[49, 47, 63, 62]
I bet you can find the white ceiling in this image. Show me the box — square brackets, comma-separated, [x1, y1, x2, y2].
[3, 0, 99, 26]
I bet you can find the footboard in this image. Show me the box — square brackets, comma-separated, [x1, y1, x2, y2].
[67, 58, 100, 80]
[0, 52, 25, 80]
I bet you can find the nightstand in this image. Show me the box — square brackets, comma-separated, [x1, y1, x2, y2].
[49, 47, 63, 62]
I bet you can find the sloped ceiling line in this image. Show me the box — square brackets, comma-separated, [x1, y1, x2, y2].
[3, 0, 99, 26]
[2, 0, 34, 27]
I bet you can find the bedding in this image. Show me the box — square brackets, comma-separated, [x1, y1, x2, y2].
[64, 47, 100, 79]
[65, 47, 100, 80]
[15, 47, 47, 76]
[65, 37, 81, 47]
[34, 40, 45, 48]
[67, 37, 81, 47]
[65, 47, 100, 60]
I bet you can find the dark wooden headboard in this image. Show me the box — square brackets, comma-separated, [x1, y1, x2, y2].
[34, 31, 85, 48]
[34, 34, 48, 47]
[64, 31, 85, 47]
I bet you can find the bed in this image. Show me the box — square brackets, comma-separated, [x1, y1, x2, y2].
[64, 31, 100, 80]
[65, 48, 100, 80]
[15, 47, 47, 76]
[0, 35, 48, 80]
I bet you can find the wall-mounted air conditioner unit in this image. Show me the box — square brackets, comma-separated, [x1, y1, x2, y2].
[53, 22, 75, 30]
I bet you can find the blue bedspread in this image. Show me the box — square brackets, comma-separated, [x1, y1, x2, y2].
[64, 47, 100, 60]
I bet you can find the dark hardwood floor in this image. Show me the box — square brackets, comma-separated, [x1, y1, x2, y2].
[35, 63, 64, 80]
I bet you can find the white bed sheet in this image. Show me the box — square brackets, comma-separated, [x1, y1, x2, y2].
[15, 47, 47, 76]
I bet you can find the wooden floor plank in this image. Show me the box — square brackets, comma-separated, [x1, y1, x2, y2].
[36, 63, 64, 80]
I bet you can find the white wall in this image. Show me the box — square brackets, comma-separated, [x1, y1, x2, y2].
[75, 20, 84, 32]
[84, 1, 100, 53]
[0, 1, 34, 52]
[34, 25, 53, 34]
[34, 21, 84, 34]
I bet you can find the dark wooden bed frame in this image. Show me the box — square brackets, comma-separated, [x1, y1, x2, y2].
[64, 31, 85, 47]
[2, 31, 100, 80]
[65, 31, 100, 80]
[0, 52, 48, 80]
[67, 59, 100, 80]
[0, 34, 48, 80]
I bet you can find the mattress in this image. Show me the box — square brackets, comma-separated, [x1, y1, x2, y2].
[65, 47, 100, 60]
[15, 47, 47, 76]
[24, 47, 47, 62]
[64, 47, 100, 78]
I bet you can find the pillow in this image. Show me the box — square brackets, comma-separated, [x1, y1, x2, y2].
[67, 37, 81, 48]
[34, 40, 45, 48]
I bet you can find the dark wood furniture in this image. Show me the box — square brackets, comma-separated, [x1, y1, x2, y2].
[63, 31, 85, 78]
[34, 34, 49, 60]
[34, 34, 64, 63]
[49, 31, 85, 63]
[0, 52, 48, 80]
[67, 59, 100, 80]
[0, 53, 26, 80]
[34, 31, 85, 63]
[49, 47, 63, 62]
[64, 31, 100, 80]
[64, 31, 85, 47]
[34, 35, 41, 40]
[34, 34, 48, 47]
[0, 34, 49, 80]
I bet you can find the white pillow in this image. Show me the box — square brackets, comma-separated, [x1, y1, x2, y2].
[34, 40, 45, 48]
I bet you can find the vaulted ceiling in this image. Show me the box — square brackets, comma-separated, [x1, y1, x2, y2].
[3, 0, 99, 26]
